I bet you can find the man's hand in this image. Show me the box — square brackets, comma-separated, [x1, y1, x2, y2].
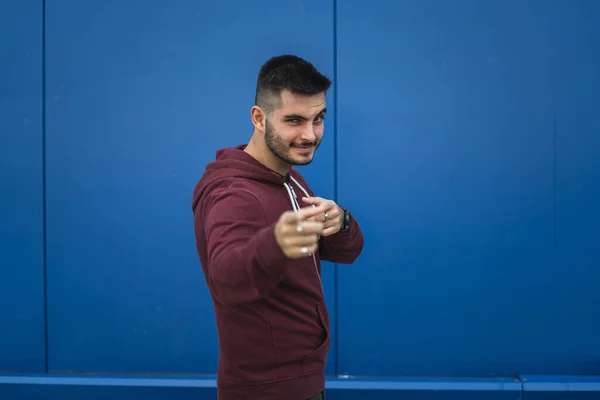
[301, 197, 343, 237]
[274, 205, 325, 259]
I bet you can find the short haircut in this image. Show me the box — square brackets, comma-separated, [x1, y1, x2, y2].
[255, 55, 332, 113]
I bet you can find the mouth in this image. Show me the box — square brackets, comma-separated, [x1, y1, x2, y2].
[292, 146, 314, 154]
[292, 143, 316, 150]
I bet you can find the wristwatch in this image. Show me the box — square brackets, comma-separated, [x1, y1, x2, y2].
[340, 207, 351, 233]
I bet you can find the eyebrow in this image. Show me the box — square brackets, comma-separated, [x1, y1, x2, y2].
[283, 107, 327, 120]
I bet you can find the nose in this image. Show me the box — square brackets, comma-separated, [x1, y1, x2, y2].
[300, 126, 317, 142]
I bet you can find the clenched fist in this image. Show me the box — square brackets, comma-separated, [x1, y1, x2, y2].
[274, 206, 326, 259]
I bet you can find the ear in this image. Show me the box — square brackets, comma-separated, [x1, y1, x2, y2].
[250, 106, 266, 132]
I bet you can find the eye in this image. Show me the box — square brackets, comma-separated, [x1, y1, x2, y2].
[287, 119, 301, 125]
[314, 115, 326, 124]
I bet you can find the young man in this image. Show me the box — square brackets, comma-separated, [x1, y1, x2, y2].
[192, 55, 364, 400]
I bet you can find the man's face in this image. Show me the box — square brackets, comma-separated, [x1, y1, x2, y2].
[264, 89, 327, 167]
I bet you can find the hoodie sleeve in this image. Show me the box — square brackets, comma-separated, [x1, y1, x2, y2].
[319, 211, 364, 264]
[200, 188, 290, 305]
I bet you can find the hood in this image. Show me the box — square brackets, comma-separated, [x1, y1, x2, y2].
[191, 144, 287, 212]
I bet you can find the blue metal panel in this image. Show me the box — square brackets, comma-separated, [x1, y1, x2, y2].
[548, 0, 600, 374]
[336, 0, 558, 376]
[0, 1, 46, 372]
[0, 375, 523, 400]
[520, 375, 600, 400]
[44, 0, 336, 375]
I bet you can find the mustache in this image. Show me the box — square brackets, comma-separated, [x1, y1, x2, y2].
[290, 141, 318, 147]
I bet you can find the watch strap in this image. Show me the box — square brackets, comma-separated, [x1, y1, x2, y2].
[340, 207, 351, 233]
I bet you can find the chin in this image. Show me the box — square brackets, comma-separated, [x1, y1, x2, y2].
[291, 156, 314, 166]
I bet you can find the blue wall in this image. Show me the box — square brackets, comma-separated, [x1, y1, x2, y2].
[0, 0, 46, 373]
[1, 0, 599, 399]
[43, 0, 337, 376]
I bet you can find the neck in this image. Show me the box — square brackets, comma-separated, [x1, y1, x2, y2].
[244, 133, 290, 176]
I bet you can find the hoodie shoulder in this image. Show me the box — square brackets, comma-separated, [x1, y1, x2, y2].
[191, 145, 284, 213]
[192, 173, 248, 214]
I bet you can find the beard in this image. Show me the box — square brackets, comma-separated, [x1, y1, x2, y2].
[264, 118, 320, 166]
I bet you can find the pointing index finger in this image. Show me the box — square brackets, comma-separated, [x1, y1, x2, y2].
[302, 196, 325, 205]
[295, 205, 326, 222]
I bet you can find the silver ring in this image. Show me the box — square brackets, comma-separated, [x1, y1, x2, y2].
[301, 246, 308, 254]
[296, 224, 303, 233]
[323, 212, 329, 222]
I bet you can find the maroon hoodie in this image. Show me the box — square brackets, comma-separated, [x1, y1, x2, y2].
[191, 145, 363, 399]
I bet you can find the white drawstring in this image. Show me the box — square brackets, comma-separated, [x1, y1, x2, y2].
[283, 177, 324, 293]
[289, 176, 311, 198]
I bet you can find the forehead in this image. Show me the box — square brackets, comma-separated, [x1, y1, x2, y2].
[274, 89, 326, 116]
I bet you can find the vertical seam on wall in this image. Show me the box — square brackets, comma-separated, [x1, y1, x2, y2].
[42, 0, 48, 374]
[332, 0, 339, 378]
[515, 375, 524, 399]
[552, 107, 556, 265]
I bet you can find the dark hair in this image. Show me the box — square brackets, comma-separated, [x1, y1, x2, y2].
[255, 55, 332, 113]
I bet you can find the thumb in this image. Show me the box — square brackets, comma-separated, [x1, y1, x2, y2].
[302, 196, 321, 205]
